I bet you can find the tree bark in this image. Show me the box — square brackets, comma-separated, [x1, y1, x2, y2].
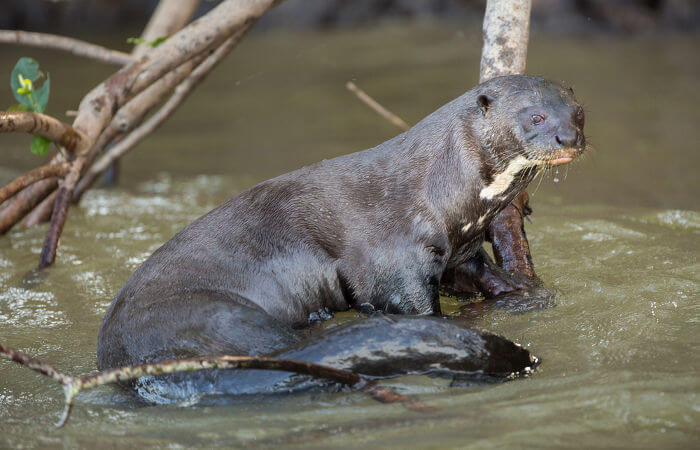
[133, 0, 202, 59]
[0, 111, 84, 155]
[0, 179, 57, 234]
[480, 0, 531, 82]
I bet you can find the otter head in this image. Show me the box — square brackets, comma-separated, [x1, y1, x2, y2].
[475, 75, 586, 169]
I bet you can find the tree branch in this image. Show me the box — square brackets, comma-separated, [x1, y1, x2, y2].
[0, 344, 429, 428]
[0, 162, 69, 205]
[75, 26, 253, 200]
[0, 178, 57, 235]
[133, 0, 202, 58]
[24, 189, 58, 228]
[0, 111, 85, 155]
[71, 0, 281, 153]
[0, 30, 133, 66]
[346, 81, 410, 131]
[36, 0, 284, 269]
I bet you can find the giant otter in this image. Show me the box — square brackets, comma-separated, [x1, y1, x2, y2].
[97, 75, 585, 396]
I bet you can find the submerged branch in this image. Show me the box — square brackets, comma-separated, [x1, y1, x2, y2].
[0, 344, 430, 428]
[346, 81, 410, 132]
[0, 30, 133, 66]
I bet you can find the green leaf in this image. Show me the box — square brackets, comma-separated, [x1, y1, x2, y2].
[34, 73, 50, 113]
[126, 37, 147, 45]
[7, 103, 29, 111]
[149, 36, 167, 47]
[30, 135, 51, 156]
[127, 36, 167, 47]
[10, 57, 49, 113]
[11, 57, 40, 109]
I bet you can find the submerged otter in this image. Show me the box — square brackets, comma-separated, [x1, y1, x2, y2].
[97, 75, 585, 396]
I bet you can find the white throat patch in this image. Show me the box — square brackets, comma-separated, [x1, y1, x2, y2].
[479, 155, 540, 200]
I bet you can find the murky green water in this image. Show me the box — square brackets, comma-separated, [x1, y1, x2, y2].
[1, 23, 698, 448]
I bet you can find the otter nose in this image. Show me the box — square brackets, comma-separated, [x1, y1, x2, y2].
[555, 128, 578, 148]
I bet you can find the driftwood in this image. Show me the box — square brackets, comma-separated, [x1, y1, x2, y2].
[0, 344, 430, 428]
[0, 0, 284, 268]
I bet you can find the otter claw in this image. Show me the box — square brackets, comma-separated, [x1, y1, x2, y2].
[358, 302, 376, 314]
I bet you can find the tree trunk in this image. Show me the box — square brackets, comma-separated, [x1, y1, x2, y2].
[480, 0, 531, 82]
[479, 0, 541, 282]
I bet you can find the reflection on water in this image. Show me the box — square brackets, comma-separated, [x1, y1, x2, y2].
[0, 23, 698, 448]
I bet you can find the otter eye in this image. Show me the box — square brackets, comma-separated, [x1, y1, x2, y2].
[531, 114, 545, 125]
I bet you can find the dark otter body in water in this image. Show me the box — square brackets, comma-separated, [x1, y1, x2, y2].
[97, 75, 585, 396]
[134, 315, 536, 404]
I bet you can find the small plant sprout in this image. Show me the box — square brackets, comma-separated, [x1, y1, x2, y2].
[8, 57, 54, 156]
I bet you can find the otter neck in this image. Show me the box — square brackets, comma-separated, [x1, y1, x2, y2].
[457, 147, 541, 242]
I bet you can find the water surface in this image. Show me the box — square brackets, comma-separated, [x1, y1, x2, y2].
[0, 23, 698, 448]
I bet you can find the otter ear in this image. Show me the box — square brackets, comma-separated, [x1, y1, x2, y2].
[476, 93, 494, 116]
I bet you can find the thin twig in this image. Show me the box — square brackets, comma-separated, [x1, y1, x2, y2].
[0, 344, 431, 428]
[345, 81, 410, 132]
[0, 162, 69, 205]
[0, 30, 133, 66]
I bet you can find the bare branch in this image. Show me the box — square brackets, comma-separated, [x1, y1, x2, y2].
[75, 26, 252, 201]
[0, 344, 430, 428]
[0, 179, 57, 235]
[109, 52, 210, 136]
[0, 30, 132, 66]
[0, 162, 69, 205]
[133, 0, 202, 58]
[39, 160, 84, 268]
[72, 0, 281, 152]
[37, 0, 283, 268]
[24, 189, 58, 228]
[346, 81, 410, 132]
[0, 111, 85, 155]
